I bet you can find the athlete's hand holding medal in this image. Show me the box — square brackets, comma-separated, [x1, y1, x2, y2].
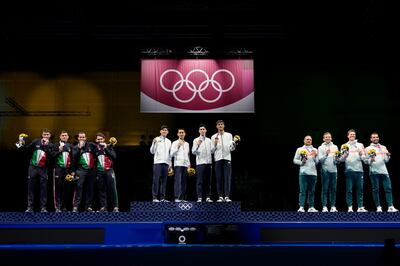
[59, 141, 65, 152]
[178, 139, 184, 148]
[214, 135, 219, 146]
[78, 140, 85, 148]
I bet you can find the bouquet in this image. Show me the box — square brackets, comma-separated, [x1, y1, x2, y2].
[109, 137, 117, 146]
[368, 148, 376, 158]
[168, 168, 174, 177]
[341, 144, 349, 154]
[300, 150, 308, 161]
[65, 174, 74, 182]
[334, 150, 342, 163]
[187, 167, 196, 177]
[19, 133, 28, 139]
[16, 133, 29, 148]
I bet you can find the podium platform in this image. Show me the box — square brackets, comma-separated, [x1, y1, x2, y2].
[1, 202, 400, 265]
[0, 201, 399, 246]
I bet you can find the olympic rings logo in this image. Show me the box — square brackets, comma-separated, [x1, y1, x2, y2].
[178, 235, 186, 244]
[178, 202, 193, 210]
[160, 69, 235, 103]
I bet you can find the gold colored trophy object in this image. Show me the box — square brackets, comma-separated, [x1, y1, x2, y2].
[168, 168, 174, 177]
[65, 174, 74, 182]
[109, 137, 118, 146]
[234, 135, 241, 142]
[187, 167, 196, 176]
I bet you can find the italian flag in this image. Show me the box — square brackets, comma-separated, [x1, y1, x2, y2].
[79, 152, 94, 169]
[31, 149, 47, 167]
[57, 151, 71, 168]
[97, 154, 113, 171]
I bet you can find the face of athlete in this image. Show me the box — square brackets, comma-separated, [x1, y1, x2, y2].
[96, 136, 105, 143]
[177, 130, 185, 140]
[42, 132, 51, 140]
[370, 134, 379, 144]
[323, 134, 332, 144]
[304, 136, 312, 146]
[78, 133, 86, 142]
[348, 131, 356, 141]
[160, 128, 168, 137]
[199, 127, 207, 137]
[60, 132, 69, 142]
[216, 122, 225, 132]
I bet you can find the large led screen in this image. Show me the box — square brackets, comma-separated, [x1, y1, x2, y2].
[140, 59, 254, 113]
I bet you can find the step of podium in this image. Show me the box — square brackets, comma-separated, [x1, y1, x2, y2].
[130, 201, 241, 213]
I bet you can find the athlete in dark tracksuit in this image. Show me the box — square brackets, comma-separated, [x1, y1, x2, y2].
[53, 135, 72, 212]
[18, 129, 55, 212]
[95, 133, 119, 212]
[71, 132, 97, 212]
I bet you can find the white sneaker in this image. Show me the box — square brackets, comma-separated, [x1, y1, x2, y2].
[224, 197, 232, 202]
[206, 198, 213, 202]
[357, 207, 368, 212]
[307, 207, 318, 212]
[330, 206, 338, 212]
[348, 206, 353, 212]
[388, 206, 399, 212]
[175, 199, 181, 203]
[322, 206, 328, 212]
[152, 199, 160, 202]
[376, 206, 382, 212]
[98, 207, 107, 212]
[196, 198, 202, 203]
[217, 197, 224, 202]
[297, 207, 305, 212]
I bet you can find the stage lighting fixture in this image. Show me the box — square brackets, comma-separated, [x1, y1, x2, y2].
[227, 48, 253, 56]
[141, 48, 173, 56]
[187, 46, 209, 56]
